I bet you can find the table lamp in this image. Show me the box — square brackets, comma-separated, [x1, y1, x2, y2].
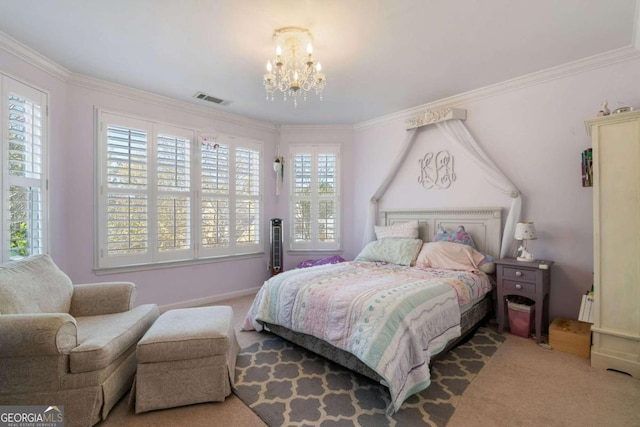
[514, 222, 537, 261]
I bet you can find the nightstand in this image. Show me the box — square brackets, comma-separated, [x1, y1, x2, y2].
[496, 257, 553, 343]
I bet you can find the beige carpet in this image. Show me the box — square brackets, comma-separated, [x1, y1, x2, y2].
[99, 293, 640, 427]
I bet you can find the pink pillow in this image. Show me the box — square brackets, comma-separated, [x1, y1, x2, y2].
[416, 241, 486, 271]
[435, 225, 495, 272]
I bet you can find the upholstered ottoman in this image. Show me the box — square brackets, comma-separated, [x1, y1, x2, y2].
[134, 306, 239, 413]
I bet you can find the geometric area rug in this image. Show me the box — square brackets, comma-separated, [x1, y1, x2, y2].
[234, 327, 505, 427]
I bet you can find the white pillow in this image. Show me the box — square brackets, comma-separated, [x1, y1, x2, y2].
[374, 220, 419, 240]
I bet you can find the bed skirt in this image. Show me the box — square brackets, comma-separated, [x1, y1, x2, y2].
[262, 291, 494, 384]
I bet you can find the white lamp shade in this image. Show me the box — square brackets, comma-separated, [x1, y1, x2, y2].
[514, 222, 537, 240]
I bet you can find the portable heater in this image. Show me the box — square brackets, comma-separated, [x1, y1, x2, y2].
[270, 218, 283, 275]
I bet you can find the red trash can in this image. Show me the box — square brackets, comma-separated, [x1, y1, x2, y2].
[507, 297, 535, 338]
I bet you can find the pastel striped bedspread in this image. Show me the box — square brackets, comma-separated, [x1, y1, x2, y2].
[243, 261, 492, 412]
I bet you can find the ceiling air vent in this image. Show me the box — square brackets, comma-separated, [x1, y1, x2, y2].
[193, 91, 230, 105]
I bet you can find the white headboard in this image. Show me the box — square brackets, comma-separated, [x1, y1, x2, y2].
[382, 207, 502, 258]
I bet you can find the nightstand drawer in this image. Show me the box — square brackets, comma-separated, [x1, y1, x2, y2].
[502, 266, 537, 282]
[502, 279, 536, 294]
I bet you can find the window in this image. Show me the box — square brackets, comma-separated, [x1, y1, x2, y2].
[199, 137, 262, 258]
[0, 76, 48, 262]
[289, 144, 340, 251]
[96, 111, 262, 269]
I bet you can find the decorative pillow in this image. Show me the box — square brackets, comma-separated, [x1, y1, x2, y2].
[435, 225, 477, 248]
[415, 241, 486, 271]
[435, 225, 495, 273]
[375, 220, 419, 240]
[355, 238, 423, 266]
[0, 254, 73, 314]
[478, 259, 496, 274]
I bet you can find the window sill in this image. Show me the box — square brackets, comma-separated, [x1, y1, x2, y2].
[287, 249, 343, 255]
[94, 252, 264, 275]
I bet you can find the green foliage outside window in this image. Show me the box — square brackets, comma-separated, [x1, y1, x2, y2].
[10, 221, 28, 258]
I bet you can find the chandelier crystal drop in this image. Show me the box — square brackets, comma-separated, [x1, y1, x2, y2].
[263, 27, 326, 107]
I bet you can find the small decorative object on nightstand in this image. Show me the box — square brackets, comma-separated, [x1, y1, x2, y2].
[514, 222, 537, 261]
[496, 257, 554, 343]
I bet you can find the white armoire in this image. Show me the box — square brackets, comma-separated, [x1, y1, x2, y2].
[585, 111, 640, 377]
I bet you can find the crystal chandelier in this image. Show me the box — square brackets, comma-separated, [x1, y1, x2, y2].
[263, 27, 326, 107]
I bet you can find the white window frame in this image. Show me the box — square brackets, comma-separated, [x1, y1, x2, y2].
[0, 74, 49, 262]
[95, 110, 262, 270]
[198, 135, 263, 258]
[289, 143, 341, 252]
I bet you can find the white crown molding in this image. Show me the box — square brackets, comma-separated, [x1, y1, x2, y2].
[67, 73, 278, 134]
[0, 29, 275, 134]
[3, 27, 639, 134]
[355, 45, 640, 130]
[0, 31, 70, 81]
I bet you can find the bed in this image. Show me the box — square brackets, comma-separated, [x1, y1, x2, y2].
[243, 208, 502, 412]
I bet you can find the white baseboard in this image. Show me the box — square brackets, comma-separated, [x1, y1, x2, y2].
[158, 286, 261, 313]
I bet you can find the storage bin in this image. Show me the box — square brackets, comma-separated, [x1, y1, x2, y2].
[549, 317, 591, 358]
[507, 297, 535, 338]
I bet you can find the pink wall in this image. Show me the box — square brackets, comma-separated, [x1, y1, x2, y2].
[3, 38, 640, 318]
[0, 48, 69, 269]
[277, 125, 355, 270]
[59, 81, 280, 306]
[351, 57, 640, 320]
[0, 43, 283, 306]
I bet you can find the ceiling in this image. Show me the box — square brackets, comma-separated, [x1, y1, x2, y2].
[0, 0, 637, 125]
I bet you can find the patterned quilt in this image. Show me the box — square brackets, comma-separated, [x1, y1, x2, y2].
[243, 261, 492, 412]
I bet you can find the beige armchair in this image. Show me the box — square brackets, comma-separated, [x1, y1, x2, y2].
[0, 254, 159, 427]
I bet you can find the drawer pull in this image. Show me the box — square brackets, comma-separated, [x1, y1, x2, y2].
[515, 283, 523, 290]
[515, 271, 523, 277]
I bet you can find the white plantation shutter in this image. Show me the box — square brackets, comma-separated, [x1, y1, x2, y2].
[317, 153, 337, 243]
[235, 147, 260, 247]
[292, 152, 312, 243]
[1, 76, 48, 261]
[318, 199, 337, 241]
[97, 112, 262, 268]
[201, 142, 230, 250]
[200, 138, 261, 257]
[106, 194, 147, 255]
[102, 115, 151, 266]
[156, 129, 192, 260]
[294, 200, 311, 242]
[290, 144, 340, 251]
[294, 153, 312, 195]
